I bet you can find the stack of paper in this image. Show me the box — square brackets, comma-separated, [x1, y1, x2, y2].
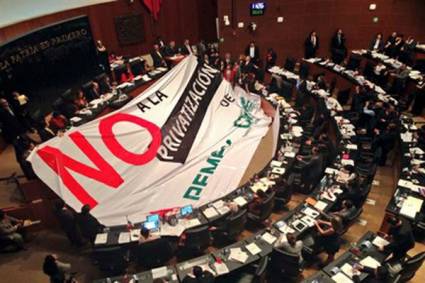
[245, 242, 262, 255]
[360, 256, 381, 269]
[400, 196, 423, 219]
[233, 196, 248, 207]
[261, 232, 277, 245]
[213, 262, 229, 275]
[340, 263, 360, 279]
[228, 247, 249, 263]
[151, 266, 168, 279]
[203, 207, 219, 219]
[314, 200, 328, 211]
[372, 236, 389, 249]
[183, 218, 201, 229]
[331, 272, 354, 283]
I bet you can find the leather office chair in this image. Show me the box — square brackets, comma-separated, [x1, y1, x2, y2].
[113, 64, 128, 83]
[284, 57, 296, 72]
[136, 238, 174, 269]
[270, 248, 302, 280]
[274, 183, 293, 209]
[346, 56, 361, 71]
[280, 79, 294, 101]
[232, 255, 269, 283]
[92, 246, 129, 275]
[129, 58, 145, 76]
[363, 62, 375, 79]
[299, 63, 309, 79]
[337, 88, 351, 106]
[247, 191, 275, 227]
[394, 252, 425, 282]
[213, 209, 247, 246]
[179, 225, 211, 258]
[0, 237, 20, 253]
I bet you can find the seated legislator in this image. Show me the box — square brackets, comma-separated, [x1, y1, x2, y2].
[330, 28, 347, 64]
[150, 44, 167, 68]
[164, 40, 178, 57]
[49, 112, 68, 132]
[223, 64, 237, 84]
[73, 89, 88, 110]
[274, 232, 304, 263]
[352, 264, 396, 283]
[77, 204, 105, 244]
[0, 98, 27, 143]
[392, 34, 405, 58]
[180, 39, 193, 55]
[0, 209, 26, 249]
[382, 216, 415, 262]
[248, 190, 269, 220]
[138, 226, 160, 244]
[265, 48, 277, 71]
[182, 266, 215, 283]
[370, 33, 384, 52]
[304, 31, 319, 59]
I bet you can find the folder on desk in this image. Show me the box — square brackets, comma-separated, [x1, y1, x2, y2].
[203, 207, 219, 219]
[245, 242, 262, 255]
[360, 256, 381, 269]
[233, 196, 248, 207]
[332, 271, 354, 283]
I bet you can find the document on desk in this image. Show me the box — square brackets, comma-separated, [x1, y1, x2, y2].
[228, 248, 249, 263]
[203, 207, 219, 219]
[214, 262, 229, 275]
[314, 200, 328, 211]
[400, 196, 423, 219]
[212, 200, 225, 210]
[216, 205, 231, 215]
[272, 167, 285, 175]
[341, 263, 360, 278]
[94, 233, 108, 245]
[233, 196, 248, 207]
[142, 74, 152, 81]
[360, 256, 381, 269]
[160, 223, 185, 237]
[284, 151, 296, 158]
[332, 271, 354, 283]
[372, 236, 390, 249]
[325, 167, 340, 175]
[183, 218, 201, 229]
[151, 266, 168, 279]
[271, 160, 283, 167]
[245, 242, 262, 255]
[118, 232, 130, 244]
[261, 232, 277, 245]
[397, 179, 419, 192]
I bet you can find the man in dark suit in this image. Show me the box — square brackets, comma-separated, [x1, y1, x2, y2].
[0, 98, 26, 143]
[150, 44, 167, 68]
[265, 48, 277, 71]
[77, 204, 105, 244]
[296, 146, 324, 191]
[304, 31, 319, 59]
[180, 39, 193, 55]
[384, 32, 397, 56]
[164, 40, 178, 57]
[369, 33, 384, 52]
[245, 41, 260, 64]
[383, 216, 415, 262]
[330, 29, 347, 64]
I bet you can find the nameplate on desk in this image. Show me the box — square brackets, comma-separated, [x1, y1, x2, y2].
[245, 242, 262, 255]
[94, 233, 108, 245]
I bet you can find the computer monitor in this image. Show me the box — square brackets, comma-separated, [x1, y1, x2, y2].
[146, 214, 160, 223]
[143, 221, 159, 231]
[180, 205, 193, 217]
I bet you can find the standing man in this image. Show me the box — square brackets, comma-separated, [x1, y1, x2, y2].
[304, 31, 319, 59]
[245, 41, 260, 64]
[330, 29, 347, 64]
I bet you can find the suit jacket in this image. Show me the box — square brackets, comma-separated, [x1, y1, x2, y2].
[331, 34, 346, 50]
[369, 38, 384, 51]
[150, 50, 165, 68]
[0, 108, 26, 143]
[304, 36, 319, 58]
[245, 45, 260, 62]
[164, 46, 177, 57]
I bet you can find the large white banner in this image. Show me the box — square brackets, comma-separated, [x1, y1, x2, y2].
[28, 55, 271, 226]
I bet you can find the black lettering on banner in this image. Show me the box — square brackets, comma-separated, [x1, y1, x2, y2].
[157, 62, 222, 163]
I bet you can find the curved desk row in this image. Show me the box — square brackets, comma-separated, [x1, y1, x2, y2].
[92, 64, 368, 282]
